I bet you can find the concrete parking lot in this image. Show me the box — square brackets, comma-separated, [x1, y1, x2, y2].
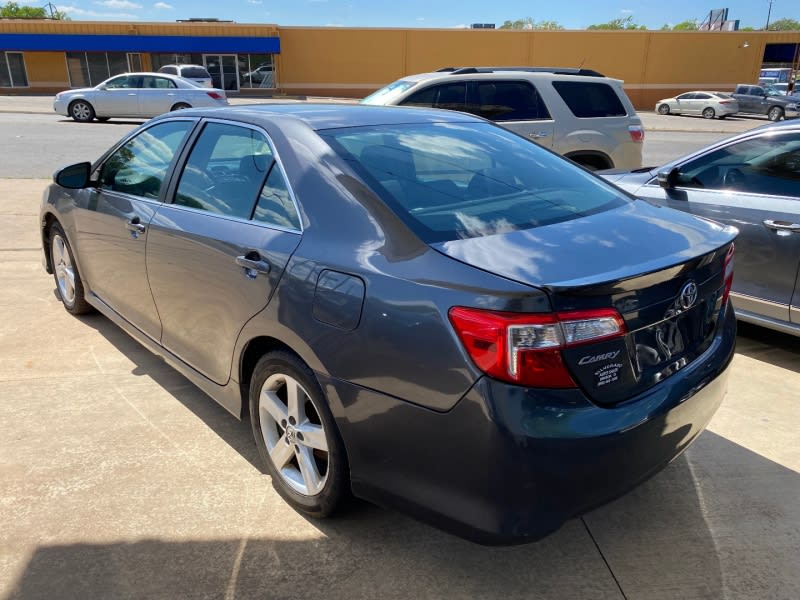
[1, 97, 799, 600]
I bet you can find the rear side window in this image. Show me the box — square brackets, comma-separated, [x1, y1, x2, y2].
[181, 67, 210, 79]
[401, 83, 467, 112]
[552, 81, 628, 118]
[322, 122, 628, 242]
[475, 81, 550, 121]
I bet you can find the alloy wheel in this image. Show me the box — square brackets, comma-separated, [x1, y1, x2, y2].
[51, 234, 76, 306]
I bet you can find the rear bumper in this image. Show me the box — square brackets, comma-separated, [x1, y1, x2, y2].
[324, 303, 736, 545]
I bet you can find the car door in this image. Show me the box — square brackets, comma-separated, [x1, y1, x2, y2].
[146, 120, 302, 384]
[93, 74, 142, 117]
[73, 119, 196, 341]
[138, 75, 179, 117]
[472, 80, 555, 149]
[635, 130, 800, 324]
[675, 92, 696, 114]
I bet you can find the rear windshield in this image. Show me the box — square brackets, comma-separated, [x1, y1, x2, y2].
[361, 80, 417, 105]
[180, 67, 210, 79]
[552, 81, 628, 118]
[320, 122, 629, 243]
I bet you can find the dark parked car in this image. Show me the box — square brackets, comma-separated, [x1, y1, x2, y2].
[40, 104, 737, 544]
[602, 119, 800, 337]
[731, 84, 799, 121]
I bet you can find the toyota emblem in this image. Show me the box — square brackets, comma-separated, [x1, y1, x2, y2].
[679, 281, 698, 310]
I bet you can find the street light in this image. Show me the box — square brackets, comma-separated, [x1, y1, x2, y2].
[766, 0, 774, 30]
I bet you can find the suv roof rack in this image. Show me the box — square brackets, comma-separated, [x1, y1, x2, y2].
[439, 67, 606, 77]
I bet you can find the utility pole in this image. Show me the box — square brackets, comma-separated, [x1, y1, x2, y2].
[765, 0, 773, 30]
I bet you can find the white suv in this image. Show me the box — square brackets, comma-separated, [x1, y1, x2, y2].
[362, 67, 644, 170]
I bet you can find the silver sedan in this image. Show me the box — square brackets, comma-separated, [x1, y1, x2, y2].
[655, 91, 739, 119]
[53, 72, 229, 122]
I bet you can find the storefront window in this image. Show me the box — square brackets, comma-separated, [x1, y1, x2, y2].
[0, 52, 28, 88]
[150, 54, 203, 70]
[66, 52, 130, 87]
[238, 54, 277, 89]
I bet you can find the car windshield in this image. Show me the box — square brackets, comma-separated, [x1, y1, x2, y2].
[361, 80, 417, 105]
[321, 122, 629, 242]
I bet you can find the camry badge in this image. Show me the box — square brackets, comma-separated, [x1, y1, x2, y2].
[679, 281, 698, 310]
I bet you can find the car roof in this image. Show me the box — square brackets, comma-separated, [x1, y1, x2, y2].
[395, 70, 621, 84]
[168, 103, 486, 130]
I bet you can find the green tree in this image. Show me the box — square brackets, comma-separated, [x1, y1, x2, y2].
[672, 20, 699, 30]
[587, 15, 646, 30]
[767, 18, 800, 30]
[0, 1, 69, 18]
[499, 17, 564, 30]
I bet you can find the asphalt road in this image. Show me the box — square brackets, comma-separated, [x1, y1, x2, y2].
[0, 112, 735, 179]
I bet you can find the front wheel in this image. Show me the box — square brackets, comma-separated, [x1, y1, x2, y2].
[69, 100, 95, 122]
[657, 103, 670, 115]
[49, 222, 93, 315]
[702, 107, 715, 119]
[249, 351, 349, 517]
[768, 106, 784, 122]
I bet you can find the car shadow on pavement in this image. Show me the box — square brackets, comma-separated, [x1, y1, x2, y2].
[5, 431, 799, 600]
[55, 118, 146, 126]
[735, 321, 800, 372]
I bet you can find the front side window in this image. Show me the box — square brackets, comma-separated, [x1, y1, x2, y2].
[322, 122, 629, 242]
[0, 52, 28, 88]
[174, 122, 273, 219]
[104, 75, 137, 89]
[476, 81, 550, 121]
[552, 81, 628, 118]
[401, 83, 468, 112]
[676, 93, 694, 101]
[671, 132, 800, 198]
[99, 121, 193, 199]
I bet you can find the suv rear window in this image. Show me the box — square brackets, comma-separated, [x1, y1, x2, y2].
[552, 81, 627, 118]
[321, 122, 628, 242]
[180, 67, 210, 79]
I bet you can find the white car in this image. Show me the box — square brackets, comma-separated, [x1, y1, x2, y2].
[54, 73, 228, 123]
[655, 91, 738, 120]
[157, 64, 213, 88]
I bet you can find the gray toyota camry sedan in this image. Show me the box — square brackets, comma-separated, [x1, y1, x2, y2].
[40, 104, 737, 544]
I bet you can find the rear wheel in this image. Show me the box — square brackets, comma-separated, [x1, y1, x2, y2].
[49, 222, 92, 315]
[768, 106, 784, 122]
[69, 100, 95, 123]
[657, 103, 670, 115]
[702, 107, 715, 119]
[170, 102, 191, 111]
[249, 351, 349, 517]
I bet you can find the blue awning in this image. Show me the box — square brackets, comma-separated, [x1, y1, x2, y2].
[0, 33, 280, 53]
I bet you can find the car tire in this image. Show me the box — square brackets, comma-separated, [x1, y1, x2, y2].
[249, 351, 350, 518]
[69, 100, 95, 123]
[49, 222, 93, 315]
[657, 104, 670, 115]
[768, 106, 784, 122]
[702, 107, 715, 119]
[170, 103, 191, 111]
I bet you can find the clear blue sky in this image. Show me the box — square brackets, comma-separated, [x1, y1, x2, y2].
[49, 0, 790, 30]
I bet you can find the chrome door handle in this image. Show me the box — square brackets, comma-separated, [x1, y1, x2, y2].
[763, 219, 800, 232]
[529, 132, 550, 139]
[125, 219, 145, 237]
[236, 255, 271, 278]
[128, 93, 136, 96]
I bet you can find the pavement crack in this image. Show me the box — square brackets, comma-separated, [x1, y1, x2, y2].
[582, 517, 629, 600]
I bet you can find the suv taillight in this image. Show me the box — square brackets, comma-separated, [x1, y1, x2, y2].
[628, 125, 645, 143]
[448, 307, 626, 388]
[722, 243, 734, 307]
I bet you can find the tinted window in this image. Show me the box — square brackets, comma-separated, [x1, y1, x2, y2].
[552, 81, 627, 117]
[174, 122, 272, 218]
[254, 166, 301, 230]
[141, 76, 176, 89]
[159, 66, 178, 75]
[180, 66, 210, 79]
[99, 121, 193, 198]
[695, 93, 711, 100]
[476, 81, 550, 121]
[673, 132, 800, 198]
[105, 75, 138, 89]
[676, 93, 694, 100]
[401, 83, 468, 112]
[322, 122, 628, 242]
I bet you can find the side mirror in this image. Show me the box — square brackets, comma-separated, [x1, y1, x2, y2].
[657, 167, 680, 190]
[54, 162, 92, 189]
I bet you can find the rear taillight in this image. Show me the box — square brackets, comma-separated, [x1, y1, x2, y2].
[448, 307, 626, 388]
[722, 243, 734, 307]
[207, 91, 224, 100]
[628, 125, 645, 143]
[719, 100, 733, 104]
